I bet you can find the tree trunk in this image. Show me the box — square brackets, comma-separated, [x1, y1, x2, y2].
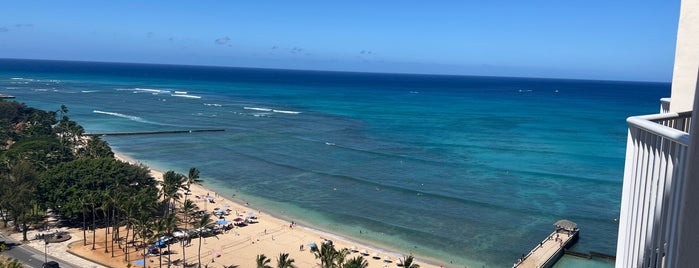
[124, 225, 130, 262]
[103, 207, 109, 253]
[167, 243, 171, 268]
[182, 237, 187, 267]
[142, 240, 147, 268]
[91, 203, 96, 250]
[82, 204, 87, 246]
[112, 209, 117, 257]
[198, 236, 203, 268]
[1, 210, 7, 228]
[21, 222, 28, 241]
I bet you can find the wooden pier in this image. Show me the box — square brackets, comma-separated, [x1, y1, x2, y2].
[513, 220, 580, 268]
[84, 129, 225, 137]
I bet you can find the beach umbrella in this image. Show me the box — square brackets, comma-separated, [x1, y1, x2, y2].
[233, 217, 244, 222]
[247, 211, 254, 216]
[308, 242, 317, 248]
[223, 205, 230, 209]
[214, 207, 220, 211]
[134, 259, 146, 266]
[155, 241, 165, 246]
[217, 219, 228, 225]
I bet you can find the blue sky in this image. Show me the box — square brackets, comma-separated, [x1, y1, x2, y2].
[0, 1, 680, 82]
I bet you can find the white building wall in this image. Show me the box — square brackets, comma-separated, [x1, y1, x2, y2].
[670, 0, 699, 112]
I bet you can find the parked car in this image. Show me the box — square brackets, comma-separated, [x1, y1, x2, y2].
[42, 261, 60, 268]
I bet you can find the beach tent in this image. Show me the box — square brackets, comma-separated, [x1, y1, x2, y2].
[554, 219, 578, 231]
[172, 230, 187, 238]
[308, 242, 318, 251]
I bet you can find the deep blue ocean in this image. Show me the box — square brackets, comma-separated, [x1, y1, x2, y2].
[0, 59, 668, 267]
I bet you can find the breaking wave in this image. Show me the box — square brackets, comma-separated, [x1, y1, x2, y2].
[243, 107, 301, 114]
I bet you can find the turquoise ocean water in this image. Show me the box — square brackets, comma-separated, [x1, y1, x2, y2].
[0, 59, 667, 267]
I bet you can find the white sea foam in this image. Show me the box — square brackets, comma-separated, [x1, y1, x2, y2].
[93, 110, 148, 123]
[204, 103, 223, 107]
[171, 94, 201, 99]
[81, 90, 98, 93]
[10, 77, 23, 80]
[272, 109, 301, 114]
[134, 88, 166, 93]
[116, 87, 172, 94]
[243, 107, 301, 114]
[244, 107, 273, 112]
[174, 91, 188, 94]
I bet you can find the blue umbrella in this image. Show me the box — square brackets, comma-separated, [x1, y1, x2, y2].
[217, 219, 228, 225]
[155, 241, 165, 246]
[134, 259, 146, 266]
[308, 242, 317, 248]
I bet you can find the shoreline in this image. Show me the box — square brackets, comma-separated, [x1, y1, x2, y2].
[112, 151, 448, 268]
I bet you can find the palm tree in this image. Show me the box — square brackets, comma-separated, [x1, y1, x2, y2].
[186, 167, 203, 192]
[133, 214, 154, 268]
[256, 254, 272, 268]
[312, 242, 343, 268]
[180, 199, 197, 267]
[343, 256, 369, 268]
[276, 253, 297, 268]
[194, 213, 213, 268]
[334, 248, 349, 267]
[181, 199, 198, 231]
[401, 255, 420, 268]
[153, 217, 166, 268]
[161, 171, 185, 216]
[162, 213, 178, 267]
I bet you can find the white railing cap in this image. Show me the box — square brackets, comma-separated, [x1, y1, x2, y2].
[627, 112, 691, 145]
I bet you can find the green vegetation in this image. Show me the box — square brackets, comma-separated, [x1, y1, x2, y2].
[401, 254, 421, 268]
[0, 257, 23, 268]
[0, 100, 208, 265]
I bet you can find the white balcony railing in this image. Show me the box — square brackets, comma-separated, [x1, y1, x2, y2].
[616, 111, 691, 268]
[660, 98, 671, 114]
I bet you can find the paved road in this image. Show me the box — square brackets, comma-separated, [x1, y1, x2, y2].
[1, 232, 79, 268]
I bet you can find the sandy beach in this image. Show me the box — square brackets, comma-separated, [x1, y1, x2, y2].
[52, 152, 442, 268]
